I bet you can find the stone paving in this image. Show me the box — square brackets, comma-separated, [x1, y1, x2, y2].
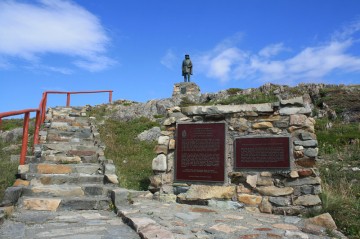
[115, 196, 347, 239]
[0, 209, 139, 239]
[1, 195, 347, 239]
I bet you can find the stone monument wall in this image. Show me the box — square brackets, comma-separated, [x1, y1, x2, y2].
[150, 87, 321, 215]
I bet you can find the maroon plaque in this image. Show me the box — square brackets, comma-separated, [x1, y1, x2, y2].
[175, 123, 225, 182]
[234, 137, 290, 169]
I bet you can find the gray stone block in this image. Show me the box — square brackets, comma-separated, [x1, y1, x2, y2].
[111, 188, 131, 209]
[0, 187, 23, 206]
[284, 177, 321, 187]
[300, 132, 315, 140]
[294, 140, 318, 147]
[280, 97, 304, 107]
[279, 106, 312, 115]
[269, 196, 291, 206]
[60, 197, 110, 210]
[104, 163, 116, 174]
[152, 154, 167, 172]
[304, 148, 318, 157]
[83, 185, 105, 196]
[208, 200, 244, 210]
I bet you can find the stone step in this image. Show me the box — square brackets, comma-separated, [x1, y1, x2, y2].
[50, 118, 90, 126]
[41, 155, 82, 163]
[19, 196, 111, 211]
[46, 129, 93, 142]
[40, 154, 98, 164]
[42, 143, 100, 153]
[60, 196, 111, 211]
[22, 184, 113, 197]
[28, 163, 101, 175]
[21, 173, 104, 185]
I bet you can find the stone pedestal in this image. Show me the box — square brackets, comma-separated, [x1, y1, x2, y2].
[172, 83, 200, 97]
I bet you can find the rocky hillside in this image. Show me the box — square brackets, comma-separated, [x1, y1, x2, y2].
[91, 83, 359, 124]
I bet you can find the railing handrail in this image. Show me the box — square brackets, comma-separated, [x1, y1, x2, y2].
[44, 90, 113, 94]
[0, 108, 39, 118]
[39, 90, 113, 123]
[0, 90, 113, 165]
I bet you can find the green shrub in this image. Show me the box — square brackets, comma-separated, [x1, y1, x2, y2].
[215, 92, 278, 105]
[226, 88, 242, 95]
[88, 105, 108, 119]
[1, 119, 24, 131]
[318, 86, 360, 115]
[153, 114, 164, 119]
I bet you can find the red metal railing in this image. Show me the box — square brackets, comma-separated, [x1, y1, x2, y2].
[39, 90, 113, 123]
[0, 109, 41, 165]
[0, 90, 113, 165]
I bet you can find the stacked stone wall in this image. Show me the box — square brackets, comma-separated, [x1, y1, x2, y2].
[150, 94, 322, 215]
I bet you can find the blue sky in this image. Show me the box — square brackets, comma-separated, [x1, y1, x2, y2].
[1, 0, 360, 115]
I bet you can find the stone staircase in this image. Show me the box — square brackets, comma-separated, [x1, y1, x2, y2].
[6, 106, 119, 211]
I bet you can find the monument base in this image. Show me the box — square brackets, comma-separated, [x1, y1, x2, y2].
[172, 82, 200, 97]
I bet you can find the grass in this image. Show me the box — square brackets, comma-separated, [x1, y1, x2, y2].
[318, 145, 360, 238]
[98, 117, 158, 190]
[214, 92, 278, 105]
[0, 140, 20, 202]
[316, 118, 360, 154]
[315, 117, 360, 238]
[0, 118, 36, 202]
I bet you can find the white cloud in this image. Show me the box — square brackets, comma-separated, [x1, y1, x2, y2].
[194, 34, 247, 82]
[196, 22, 360, 85]
[0, 0, 114, 72]
[258, 43, 287, 58]
[207, 48, 245, 82]
[161, 49, 177, 70]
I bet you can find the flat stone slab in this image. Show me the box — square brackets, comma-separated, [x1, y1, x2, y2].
[23, 173, 104, 185]
[182, 103, 274, 115]
[0, 210, 140, 239]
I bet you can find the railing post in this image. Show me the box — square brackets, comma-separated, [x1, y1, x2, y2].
[41, 93, 47, 123]
[33, 110, 40, 146]
[20, 112, 30, 165]
[109, 91, 113, 103]
[66, 93, 71, 107]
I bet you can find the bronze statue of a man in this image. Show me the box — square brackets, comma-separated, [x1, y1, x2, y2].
[182, 54, 193, 82]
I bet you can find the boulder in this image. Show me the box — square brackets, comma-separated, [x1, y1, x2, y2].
[137, 127, 161, 141]
[0, 127, 23, 142]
